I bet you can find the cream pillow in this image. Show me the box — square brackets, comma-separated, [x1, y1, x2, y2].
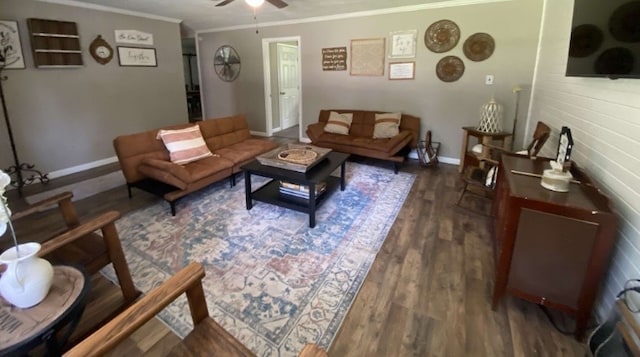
[373, 112, 402, 139]
[156, 125, 213, 165]
[324, 111, 353, 135]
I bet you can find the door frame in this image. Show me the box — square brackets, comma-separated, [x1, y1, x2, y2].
[261, 36, 302, 138]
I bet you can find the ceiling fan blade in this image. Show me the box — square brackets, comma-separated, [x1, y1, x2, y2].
[216, 0, 236, 7]
[266, 0, 288, 8]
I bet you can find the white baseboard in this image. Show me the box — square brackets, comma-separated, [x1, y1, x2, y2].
[250, 131, 269, 137]
[47, 156, 119, 179]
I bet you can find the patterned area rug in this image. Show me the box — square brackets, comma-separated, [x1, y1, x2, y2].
[102, 163, 414, 356]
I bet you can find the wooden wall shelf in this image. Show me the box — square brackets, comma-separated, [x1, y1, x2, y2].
[27, 18, 83, 68]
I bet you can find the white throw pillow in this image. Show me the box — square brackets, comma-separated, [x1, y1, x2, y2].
[324, 111, 353, 135]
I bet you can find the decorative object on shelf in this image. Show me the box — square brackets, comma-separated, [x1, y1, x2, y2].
[0, 20, 26, 69]
[424, 19, 460, 53]
[463, 32, 495, 61]
[477, 97, 503, 133]
[350, 38, 385, 76]
[541, 127, 574, 192]
[89, 35, 114, 65]
[321, 47, 347, 71]
[510, 85, 522, 150]
[435, 55, 464, 82]
[388, 61, 415, 80]
[0, 171, 54, 308]
[569, 24, 603, 57]
[0, 65, 49, 197]
[214, 45, 240, 81]
[27, 18, 83, 68]
[609, 1, 640, 42]
[117, 46, 157, 67]
[114, 29, 154, 46]
[389, 29, 417, 58]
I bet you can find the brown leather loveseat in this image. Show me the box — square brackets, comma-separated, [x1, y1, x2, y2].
[306, 109, 420, 173]
[114, 114, 278, 215]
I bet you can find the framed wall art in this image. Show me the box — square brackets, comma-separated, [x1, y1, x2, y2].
[117, 46, 157, 67]
[350, 38, 385, 76]
[389, 62, 415, 80]
[389, 30, 417, 58]
[0, 20, 26, 69]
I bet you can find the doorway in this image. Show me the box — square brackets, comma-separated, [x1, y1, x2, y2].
[182, 38, 202, 122]
[262, 37, 301, 139]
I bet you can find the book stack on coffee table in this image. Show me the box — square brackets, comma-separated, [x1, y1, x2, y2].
[279, 181, 327, 200]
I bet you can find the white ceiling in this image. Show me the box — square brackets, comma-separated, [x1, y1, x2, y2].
[45, 0, 473, 33]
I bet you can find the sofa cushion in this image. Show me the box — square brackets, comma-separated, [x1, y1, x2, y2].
[373, 112, 402, 139]
[324, 111, 353, 135]
[156, 126, 213, 165]
[216, 138, 279, 165]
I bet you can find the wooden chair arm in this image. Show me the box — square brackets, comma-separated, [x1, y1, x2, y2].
[38, 210, 120, 258]
[12, 192, 79, 227]
[64, 263, 206, 357]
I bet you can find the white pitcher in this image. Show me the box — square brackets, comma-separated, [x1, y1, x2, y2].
[0, 242, 53, 308]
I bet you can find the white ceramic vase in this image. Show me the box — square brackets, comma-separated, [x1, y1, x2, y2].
[0, 242, 53, 308]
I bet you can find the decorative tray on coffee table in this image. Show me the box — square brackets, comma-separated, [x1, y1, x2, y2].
[257, 144, 332, 172]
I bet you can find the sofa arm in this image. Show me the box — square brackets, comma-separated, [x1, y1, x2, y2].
[306, 123, 325, 143]
[138, 158, 190, 190]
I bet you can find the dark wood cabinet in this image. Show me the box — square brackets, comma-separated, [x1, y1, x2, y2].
[491, 155, 618, 340]
[27, 18, 83, 68]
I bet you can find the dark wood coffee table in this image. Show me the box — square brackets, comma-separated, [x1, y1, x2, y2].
[241, 151, 350, 228]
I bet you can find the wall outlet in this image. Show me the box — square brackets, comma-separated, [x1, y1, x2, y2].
[485, 75, 494, 85]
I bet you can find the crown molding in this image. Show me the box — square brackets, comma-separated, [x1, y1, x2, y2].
[36, 0, 183, 23]
[197, 0, 511, 34]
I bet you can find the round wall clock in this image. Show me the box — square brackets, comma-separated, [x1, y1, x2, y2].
[214, 45, 241, 82]
[89, 35, 114, 65]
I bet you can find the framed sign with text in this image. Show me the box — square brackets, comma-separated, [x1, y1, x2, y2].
[322, 47, 347, 71]
[117, 46, 157, 67]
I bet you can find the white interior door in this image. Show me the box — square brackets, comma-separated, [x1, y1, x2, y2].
[277, 43, 299, 130]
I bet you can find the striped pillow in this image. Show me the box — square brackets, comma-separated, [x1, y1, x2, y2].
[373, 112, 402, 139]
[324, 111, 353, 135]
[156, 126, 213, 165]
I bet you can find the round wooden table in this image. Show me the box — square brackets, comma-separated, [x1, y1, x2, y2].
[0, 265, 90, 356]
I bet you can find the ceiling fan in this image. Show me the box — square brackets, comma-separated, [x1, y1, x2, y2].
[215, 0, 288, 8]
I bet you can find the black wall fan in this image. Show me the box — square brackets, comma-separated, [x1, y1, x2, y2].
[214, 45, 241, 82]
[216, 0, 288, 8]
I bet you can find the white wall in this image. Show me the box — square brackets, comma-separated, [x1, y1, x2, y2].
[529, 0, 640, 320]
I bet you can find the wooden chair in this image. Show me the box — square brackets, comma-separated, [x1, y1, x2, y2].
[456, 121, 551, 211]
[11, 192, 140, 342]
[64, 262, 328, 357]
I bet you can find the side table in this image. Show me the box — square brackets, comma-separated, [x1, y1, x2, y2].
[458, 126, 512, 173]
[0, 265, 90, 356]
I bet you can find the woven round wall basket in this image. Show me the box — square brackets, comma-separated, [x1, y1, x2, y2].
[477, 97, 503, 133]
[425, 19, 460, 53]
[436, 56, 465, 82]
[463, 33, 495, 62]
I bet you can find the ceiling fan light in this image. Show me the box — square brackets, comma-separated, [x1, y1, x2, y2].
[245, 0, 265, 7]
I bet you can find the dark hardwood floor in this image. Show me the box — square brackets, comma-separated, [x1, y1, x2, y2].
[4, 154, 588, 356]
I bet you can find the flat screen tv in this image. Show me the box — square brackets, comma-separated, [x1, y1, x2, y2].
[566, 0, 640, 79]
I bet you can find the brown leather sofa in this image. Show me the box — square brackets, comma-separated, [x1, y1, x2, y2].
[306, 109, 421, 173]
[114, 114, 278, 215]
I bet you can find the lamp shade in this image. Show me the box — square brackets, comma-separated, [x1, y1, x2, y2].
[477, 97, 503, 133]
